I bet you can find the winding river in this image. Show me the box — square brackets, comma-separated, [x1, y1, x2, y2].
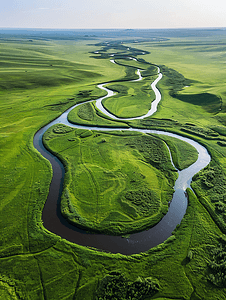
[33, 60, 210, 255]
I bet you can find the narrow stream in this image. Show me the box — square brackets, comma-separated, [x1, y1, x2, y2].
[33, 61, 210, 254]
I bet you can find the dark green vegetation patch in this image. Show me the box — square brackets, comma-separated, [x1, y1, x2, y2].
[77, 102, 94, 121]
[95, 271, 160, 300]
[161, 65, 193, 94]
[208, 235, 226, 287]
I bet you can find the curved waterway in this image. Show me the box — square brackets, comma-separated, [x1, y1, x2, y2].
[33, 61, 210, 254]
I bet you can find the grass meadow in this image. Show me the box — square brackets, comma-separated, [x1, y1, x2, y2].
[102, 77, 157, 118]
[68, 101, 130, 128]
[1, 30, 226, 299]
[43, 125, 178, 235]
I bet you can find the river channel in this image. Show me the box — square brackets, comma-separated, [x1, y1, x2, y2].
[33, 60, 210, 255]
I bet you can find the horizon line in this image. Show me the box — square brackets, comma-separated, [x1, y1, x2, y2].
[0, 26, 226, 31]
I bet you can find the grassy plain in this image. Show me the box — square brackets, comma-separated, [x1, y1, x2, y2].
[138, 37, 226, 123]
[68, 101, 129, 128]
[155, 134, 199, 170]
[102, 77, 157, 118]
[2, 30, 226, 299]
[43, 125, 177, 234]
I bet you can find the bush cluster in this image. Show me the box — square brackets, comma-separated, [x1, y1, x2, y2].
[126, 135, 175, 182]
[181, 124, 219, 139]
[77, 90, 92, 98]
[77, 102, 94, 121]
[141, 65, 157, 77]
[208, 236, 226, 287]
[161, 65, 192, 94]
[95, 271, 160, 300]
[193, 163, 226, 223]
[52, 124, 73, 134]
[124, 189, 159, 216]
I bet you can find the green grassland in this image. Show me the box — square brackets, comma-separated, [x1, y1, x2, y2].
[102, 77, 157, 118]
[68, 101, 129, 128]
[137, 38, 226, 122]
[2, 31, 226, 299]
[93, 54, 159, 119]
[43, 125, 177, 234]
[154, 134, 199, 170]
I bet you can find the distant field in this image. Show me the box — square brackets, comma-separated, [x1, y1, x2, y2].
[2, 30, 226, 299]
[140, 38, 226, 123]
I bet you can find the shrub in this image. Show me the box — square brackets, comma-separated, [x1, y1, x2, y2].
[95, 271, 160, 300]
[77, 102, 94, 121]
[208, 235, 226, 287]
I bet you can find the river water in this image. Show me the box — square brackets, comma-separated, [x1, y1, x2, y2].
[33, 60, 210, 254]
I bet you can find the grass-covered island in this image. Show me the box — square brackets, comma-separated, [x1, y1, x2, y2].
[2, 29, 226, 299]
[44, 124, 198, 235]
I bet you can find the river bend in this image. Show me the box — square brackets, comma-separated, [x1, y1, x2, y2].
[33, 61, 210, 254]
